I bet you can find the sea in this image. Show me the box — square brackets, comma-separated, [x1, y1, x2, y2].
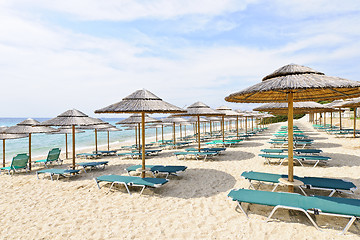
[0, 118, 189, 163]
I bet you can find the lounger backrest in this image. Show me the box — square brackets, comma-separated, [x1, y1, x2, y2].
[47, 148, 61, 161]
[11, 153, 29, 169]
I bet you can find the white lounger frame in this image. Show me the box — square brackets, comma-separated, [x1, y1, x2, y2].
[95, 179, 164, 196]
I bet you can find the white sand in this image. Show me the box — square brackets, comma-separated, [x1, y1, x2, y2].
[1, 117, 360, 239]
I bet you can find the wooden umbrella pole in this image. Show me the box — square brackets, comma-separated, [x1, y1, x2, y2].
[162, 125, 164, 143]
[173, 123, 176, 145]
[245, 117, 248, 134]
[339, 109, 342, 130]
[330, 112, 333, 128]
[72, 125, 76, 170]
[236, 116, 239, 139]
[141, 113, 146, 178]
[287, 92, 294, 192]
[210, 121, 212, 136]
[135, 127, 137, 146]
[184, 125, 186, 138]
[3, 139, 5, 167]
[65, 133, 68, 159]
[107, 131, 110, 151]
[324, 112, 326, 127]
[138, 123, 141, 153]
[28, 133, 32, 171]
[354, 108, 357, 138]
[197, 115, 201, 152]
[320, 113, 322, 125]
[180, 124, 182, 140]
[251, 117, 254, 131]
[222, 116, 225, 142]
[95, 129, 98, 152]
[155, 128, 158, 142]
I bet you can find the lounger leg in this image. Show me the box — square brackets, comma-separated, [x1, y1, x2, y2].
[298, 186, 308, 196]
[108, 182, 117, 194]
[296, 159, 304, 167]
[36, 171, 39, 180]
[328, 189, 336, 197]
[341, 216, 356, 234]
[313, 161, 319, 168]
[271, 183, 280, 192]
[49, 173, 54, 181]
[123, 183, 131, 195]
[95, 179, 101, 189]
[139, 186, 146, 196]
[236, 202, 248, 218]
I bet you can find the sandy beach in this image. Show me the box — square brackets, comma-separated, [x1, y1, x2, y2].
[1, 117, 360, 239]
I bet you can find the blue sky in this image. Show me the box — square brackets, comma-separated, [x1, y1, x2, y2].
[1, 0, 360, 117]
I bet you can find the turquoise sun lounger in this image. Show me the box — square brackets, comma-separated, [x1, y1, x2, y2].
[260, 149, 323, 155]
[174, 151, 218, 160]
[258, 154, 330, 167]
[76, 152, 101, 159]
[94, 150, 117, 156]
[36, 169, 80, 181]
[95, 175, 168, 195]
[228, 188, 360, 234]
[125, 165, 187, 179]
[35, 148, 62, 167]
[241, 171, 356, 197]
[0, 153, 29, 175]
[77, 161, 109, 173]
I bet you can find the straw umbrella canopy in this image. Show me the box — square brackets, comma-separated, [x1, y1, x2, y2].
[95, 89, 185, 178]
[206, 116, 221, 135]
[36, 109, 103, 169]
[336, 98, 360, 137]
[48, 126, 85, 159]
[162, 115, 189, 144]
[0, 126, 28, 167]
[237, 110, 252, 133]
[116, 113, 161, 151]
[4, 118, 58, 170]
[97, 126, 122, 151]
[253, 102, 336, 114]
[175, 101, 224, 151]
[226, 64, 360, 192]
[79, 120, 117, 152]
[216, 106, 241, 140]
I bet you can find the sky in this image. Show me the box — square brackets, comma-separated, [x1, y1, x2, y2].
[1, 0, 360, 117]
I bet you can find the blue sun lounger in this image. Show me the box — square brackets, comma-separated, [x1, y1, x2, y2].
[77, 161, 109, 173]
[241, 171, 356, 197]
[185, 147, 226, 153]
[76, 152, 101, 159]
[94, 150, 117, 156]
[0, 153, 29, 175]
[125, 165, 187, 179]
[228, 188, 360, 234]
[260, 149, 323, 155]
[258, 154, 330, 167]
[35, 148, 62, 167]
[36, 169, 80, 181]
[117, 152, 142, 159]
[95, 175, 168, 195]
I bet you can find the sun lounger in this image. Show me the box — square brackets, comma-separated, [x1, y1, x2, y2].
[132, 149, 162, 155]
[228, 188, 360, 234]
[125, 164, 187, 179]
[241, 171, 356, 197]
[35, 148, 62, 167]
[77, 161, 109, 173]
[185, 147, 226, 153]
[76, 153, 101, 159]
[260, 149, 322, 155]
[95, 175, 168, 195]
[205, 139, 243, 147]
[269, 141, 313, 149]
[174, 151, 218, 160]
[0, 153, 29, 175]
[258, 154, 331, 167]
[94, 150, 117, 156]
[117, 152, 142, 159]
[36, 168, 80, 181]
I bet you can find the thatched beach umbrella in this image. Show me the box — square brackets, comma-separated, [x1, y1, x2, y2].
[48, 126, 85, 159]
[97, 126, 122, 151]
[36, 109, 103, 169]
[162, 115, 189, 144]
[175, 102, 224, 151]
[95, 89, 185, 178]
[0, 126, 27, 167]
[216, 106, 241, 140]
[117, 113, 160, 151]
[336, 98, 360, 138]
[5, 118, 58, 170]
[226, 64, 360, 192]
[323, 100, 345, 128]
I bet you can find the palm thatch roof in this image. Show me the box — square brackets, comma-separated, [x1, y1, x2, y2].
[38, 109, 103, 126]
[97, 126, 122, 132]
[216, 106, 241, 116]
[176, 101, 224, 117]
[335, 98, 360, 108]
[162, 115, 189, 124]
[5, 118, 58, 134]
[188, 116, 209, 123]
[48, 126, 85, 134]
[94, 89, 185, 114]
[225, 64, 360, 103]
[253, 102, 337, 113]
[116, 113, 161, 124]
[0, 126, 28, 140]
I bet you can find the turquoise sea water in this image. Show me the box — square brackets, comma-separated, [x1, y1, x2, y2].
[0, 118, 190, 162]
